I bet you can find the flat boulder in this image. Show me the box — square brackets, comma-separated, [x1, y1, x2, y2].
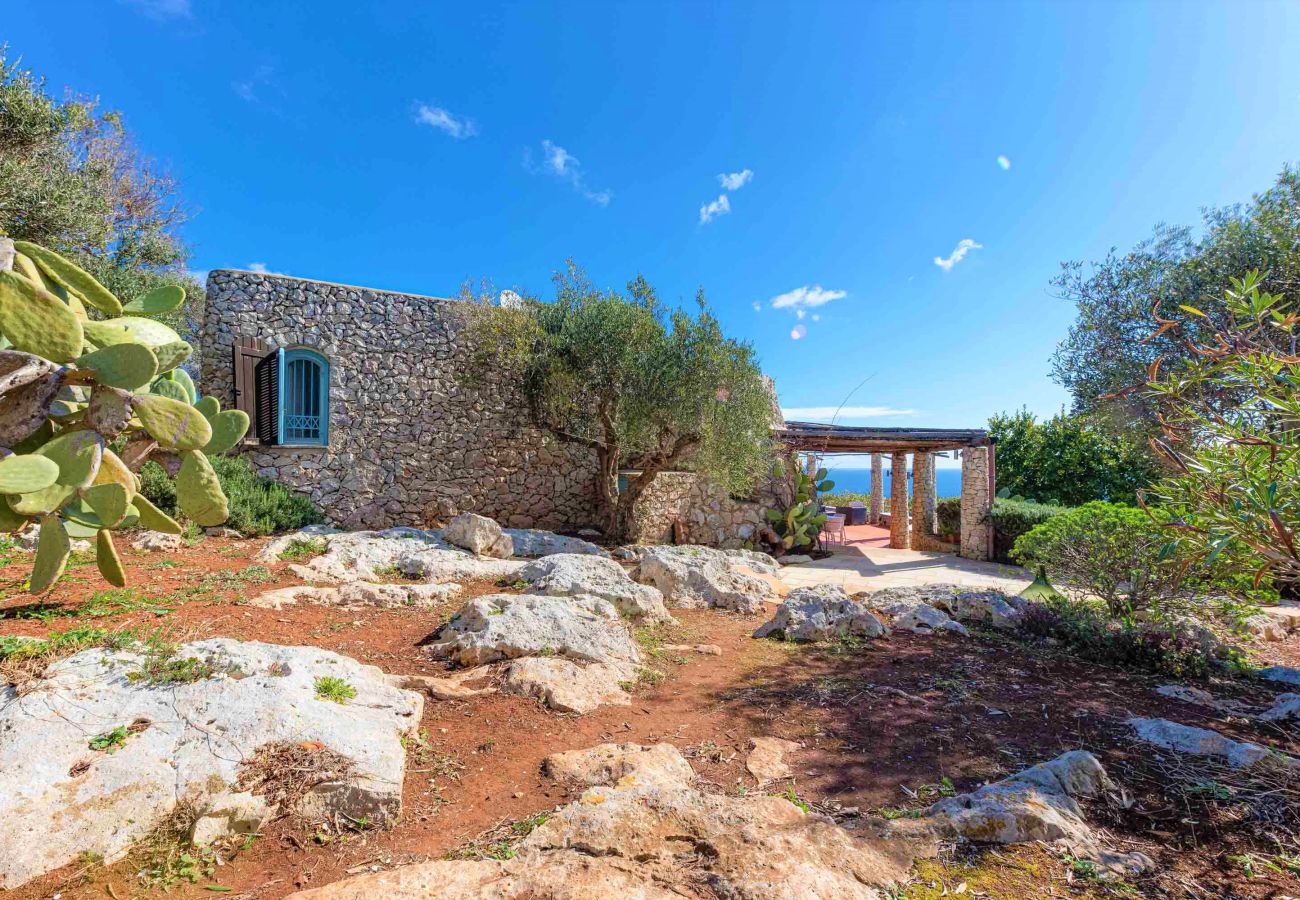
[1261, 693, 1300, 722]
[506, 528, 609, 558]
[746, 736, 801, 785]
[252, 582, 462, 610]
[928, 750, 1147, 874]
[1260, 665, 1300, 688]
[753, 584, 887, 642]
[634, 545, 780, 613]
[427, 594, 641, 676]
[502, 657, 632, 715]
[881, 601, 969, 636]
[520, 554, 672, 623]
[543, 742, 695, 790]
[864, 583, 1025, 630]
[443, 512, 513, 558]
[0, 639, 422, 890]
[1128, 717, 1297, 770]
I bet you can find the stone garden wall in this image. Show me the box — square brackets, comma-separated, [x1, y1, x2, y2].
[201, 270, 600, 530]
[630, 471, 777, 549]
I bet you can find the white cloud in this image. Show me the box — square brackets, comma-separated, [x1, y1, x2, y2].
[769, 285, 847, 311]
[121, 0, 191, 18]
[414, 104, 478, 139]
[718, 169, 753, 191]
[934, 238, 983, 271]
[528, 140, 610, 206]
[247, 262, 284, 275]
[781, 406, 917, 421]
[699, 194, 731, 224]
[795, 309, 806, 319]
[233, 66, 275, 103]
[751, 301, 762, 311]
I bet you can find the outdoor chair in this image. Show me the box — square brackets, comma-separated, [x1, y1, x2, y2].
[822, 514, 847, 545]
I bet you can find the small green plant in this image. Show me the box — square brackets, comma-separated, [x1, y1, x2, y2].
[877, 806, 923, 820]
[314, 675, 357, 703]
[278, 537, 327, 561]
[781, 784, 810, 813]
[139, 454, 324, 537]
[199, 565, 275, 592]
[79, 588, 173, 618]
[494, 577, 529, 591]
[510, 812, 549, 836]
[88, 725, 130, 753]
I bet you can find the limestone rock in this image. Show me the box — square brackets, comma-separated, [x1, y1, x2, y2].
[753, 584, 887, 642]
[506, 528, 609, 558]
[662, 643, 723, 656]
[503, 657, 632, 714]
[1245, 605, 1300, 641]
[1153, 684, 1246, 714]
[0, 639, 422, 890]
[634, 545, 779, 613]
[252, 582, 462, 610]
[724, 548, 781, 575]
[1260, 693, 1300, 722]
[863, 584, 1025, 630]
[285, 854, 677, 900]
[256, 525, 343, 563]
[289, 741, 928, 899]
[520, 554, 672, 623]
[746, 736, 801, 785]
[1260, 665, 1300, 687]
[427, 594, 641, 675]
[444, 512, 512, 558]
[543, 742, 695, 791]
[387, 669, 497, 701]
[190, 791, 272, 847]
[284, 527, 525, 585]
[131, 530, 185, 552]
[928, 751, 1115, 857]
[1127, 717, 1295, 770]
[780, 553, 814, 565]
[883, 602, 969, 636]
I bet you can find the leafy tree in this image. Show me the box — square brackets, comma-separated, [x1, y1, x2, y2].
[0, 48, 199, 338]
[1145, 272, 1300, 591]
[1051, 167, 1300, 431]
[471, 262, 776, 539]
[987, 408, 1157, 506]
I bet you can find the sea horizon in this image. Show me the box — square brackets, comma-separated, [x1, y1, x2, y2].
[822, 466, 962, 499]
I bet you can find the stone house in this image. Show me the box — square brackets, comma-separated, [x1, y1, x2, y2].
[200, 270, 774, 546]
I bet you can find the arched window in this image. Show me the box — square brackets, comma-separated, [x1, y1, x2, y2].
[280, 348, 329, 445]
[253, 347, 329, 446]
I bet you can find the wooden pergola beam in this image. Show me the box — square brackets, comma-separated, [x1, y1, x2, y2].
[774, 421, 992, 454]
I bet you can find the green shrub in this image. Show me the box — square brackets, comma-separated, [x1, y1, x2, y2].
[1019, 596, 1232, 679]
[818, 491, 870, 507]
[936, 497, 961, 536]
[139, 456, 324, 536]
[1012, 501, 1196, 622]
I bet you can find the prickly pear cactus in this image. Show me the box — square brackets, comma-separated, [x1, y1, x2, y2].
[0, 238, 250, 591]
[765, 464, 833, 552]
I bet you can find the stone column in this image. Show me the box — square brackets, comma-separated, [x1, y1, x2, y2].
[889, 451, 910, 549]
[910, 451, 936, 549]
[959, 447, 993, 561]
[869, 453, 884, 525]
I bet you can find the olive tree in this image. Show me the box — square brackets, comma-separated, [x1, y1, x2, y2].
[471, 263, 776, 540]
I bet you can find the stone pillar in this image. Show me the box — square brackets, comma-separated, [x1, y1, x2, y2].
[869, 453, 884, 525]
[910, 451, 936, 549]
[889, 452, 910, 549]
[959, 447, 993, 561]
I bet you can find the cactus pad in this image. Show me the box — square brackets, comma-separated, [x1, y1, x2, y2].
[151, 340, 193, 374]
[0, 454, 60, 494]
[133, 393, 213, 450]
[14, 242, 124, 316]
[133, 493, 183, 534]
[123, 284, 185, 315]
[195, 396, 221, 420]
[204, 409, 250, 455]
[0, 271, 85, 363]
[176, 450, 228, 526]
[96, 529, 126, 587]
[29, 514, 71, 593]
[83, 316, 182, 350]
[78, 343, 158, 390]
[149, 376, 191, 404]
[83, 482, 131, 528]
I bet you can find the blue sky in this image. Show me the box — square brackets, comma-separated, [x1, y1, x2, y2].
[8, 0, 1300, 468]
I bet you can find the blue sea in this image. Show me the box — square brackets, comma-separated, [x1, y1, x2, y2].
[822, 466, 962, 499]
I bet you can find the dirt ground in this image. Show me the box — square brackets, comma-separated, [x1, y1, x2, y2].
[2, 536, 1299, 899]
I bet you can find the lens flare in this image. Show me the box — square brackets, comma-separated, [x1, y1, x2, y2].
[996, 155, 1011, 170]
[791, 324, 807, 340]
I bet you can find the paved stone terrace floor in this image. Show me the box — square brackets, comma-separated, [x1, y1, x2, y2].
[781, 522, 1031, 594]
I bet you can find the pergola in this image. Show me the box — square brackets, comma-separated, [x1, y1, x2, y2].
[774, 421, 997, 560]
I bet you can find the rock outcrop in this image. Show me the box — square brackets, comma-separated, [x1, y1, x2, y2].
[283, 528, 525, 584]
[288, 741, 926, 900]
[443, 512, 514, 558]
[251, 581, 462, 610]
[1128, 717, 1298, 770]
[0, 639, 421, 890]
[753, 584, 887, 642]
[863, 583, 1026, 630]
[520, 554, 672, 623]
[634, 545, 779, 613]
[502, 657, 632, 715]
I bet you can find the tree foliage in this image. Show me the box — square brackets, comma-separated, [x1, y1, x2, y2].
[0, 48, 199, 338]
[987, 408, 1157, 506]
[1051, 167, 1300, 432]
[471, 262, 776, 539]
[1145, 272, 1300, 591]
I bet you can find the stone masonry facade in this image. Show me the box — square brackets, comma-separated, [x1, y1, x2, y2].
[201, 270, 601, 530]
[630, 472, 776, 549]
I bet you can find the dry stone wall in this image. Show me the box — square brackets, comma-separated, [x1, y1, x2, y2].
[630, 472, 774, 549]
[201, 270, 600, 530]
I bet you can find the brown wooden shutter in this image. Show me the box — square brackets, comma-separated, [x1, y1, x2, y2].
[233, 336, 271, 414]
[253, 349, 282, 445]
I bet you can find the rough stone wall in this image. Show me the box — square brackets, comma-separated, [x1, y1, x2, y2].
[200, 270, 600, 530]
[629, 472, 695, 544]
[889, 452, 910, 549]
[631, 472, 775, 550]
[959, 447, 993, 560]
[869, 453, 884, 524]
